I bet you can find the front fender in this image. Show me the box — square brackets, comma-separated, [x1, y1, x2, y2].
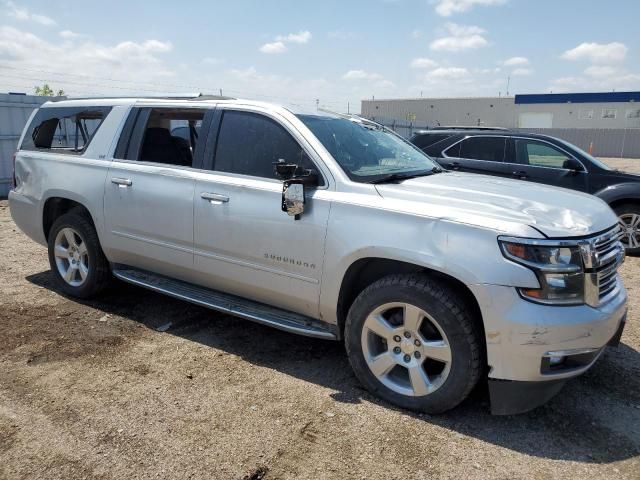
[318, 211, 539, 325]
[594, 182, 640, 205]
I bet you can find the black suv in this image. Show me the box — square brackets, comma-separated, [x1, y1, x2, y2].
[411, 130, 640, 253]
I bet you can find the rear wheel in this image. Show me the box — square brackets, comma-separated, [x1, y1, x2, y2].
[47, 210, 111, 298]
[614, 203, 640, 255]
[345, 274, 482, 414]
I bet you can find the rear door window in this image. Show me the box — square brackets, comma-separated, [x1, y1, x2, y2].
[21, 106, 111, 154]
[456, 136, 506, 162]
[116, 108, 206, 167]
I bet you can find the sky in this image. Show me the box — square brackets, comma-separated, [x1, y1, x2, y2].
[0, 0, 639, 113]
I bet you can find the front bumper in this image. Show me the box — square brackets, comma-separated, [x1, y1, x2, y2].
[470, 281, 627, 414]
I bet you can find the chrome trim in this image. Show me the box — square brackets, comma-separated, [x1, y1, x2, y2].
[544, 347, 600, 357]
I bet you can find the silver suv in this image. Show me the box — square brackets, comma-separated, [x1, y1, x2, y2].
[9, 96, 628, 415]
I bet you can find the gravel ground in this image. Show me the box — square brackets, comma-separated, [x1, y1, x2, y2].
[0, 158, 639, 480]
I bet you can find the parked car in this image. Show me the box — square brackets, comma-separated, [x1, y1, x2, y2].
[411, 130, 640, 253]
[9, 98, 627, 415]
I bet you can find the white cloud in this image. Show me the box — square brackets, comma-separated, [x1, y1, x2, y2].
[276, 30, 311, 44]
[343, 69, 383, 81]
[430, 22, 488, 52]
[259, 41, 287, 54]
[410, 58, 439, 69]
[511, 67, 532, 76]
[561, 42, 627, 64]
[0, 26, 175, 95]
[341, 69, 395, 89]
[411, 29, 423, 39]
[503, 56, 529, 66]
[433, 0, 507, 17]
[260, 30, 312, 53]
[549, 68, 640, 93]
[5, 1, 56, 25]
[59, 30, 80, 39]
[584, 65, 617, 78]
[424, 67, 471, 82]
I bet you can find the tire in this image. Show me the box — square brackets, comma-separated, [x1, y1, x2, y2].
[345, 273, 482, 414]
[47, 209, 111, 298]
[614, 203, 640, 255]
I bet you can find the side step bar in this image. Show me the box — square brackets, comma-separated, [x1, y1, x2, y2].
[112, 266, 337, 340]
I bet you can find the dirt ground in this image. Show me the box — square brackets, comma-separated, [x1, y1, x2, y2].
[1, 158, 639, 480]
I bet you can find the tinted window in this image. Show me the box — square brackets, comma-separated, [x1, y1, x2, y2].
[411, 133, 450, 149]
[21, 106, 111, 154]
[515, 139, 570, 169]
[458, 137, 506, 162]
[214, 111, 314, 180]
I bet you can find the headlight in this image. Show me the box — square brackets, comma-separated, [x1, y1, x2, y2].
[499, 239, 584, 305]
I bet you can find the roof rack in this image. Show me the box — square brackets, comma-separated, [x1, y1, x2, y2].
[430, 125, 508, 131]
[51, 93, 237, 102]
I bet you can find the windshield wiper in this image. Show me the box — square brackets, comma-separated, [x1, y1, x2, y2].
[367, 171, 433, 184]
[368, 167, 444, 184]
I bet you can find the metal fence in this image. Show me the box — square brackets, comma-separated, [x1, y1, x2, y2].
[0, 93, 57, 197]
[370, 117, 640, 159]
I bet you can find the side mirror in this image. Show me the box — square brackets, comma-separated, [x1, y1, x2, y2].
[563, 158, 583, 172]
[282, 180, 305, 219]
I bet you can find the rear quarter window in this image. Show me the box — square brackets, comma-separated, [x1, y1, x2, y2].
[20, 106, 112, 154]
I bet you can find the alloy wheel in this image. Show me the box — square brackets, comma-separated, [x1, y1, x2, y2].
[618, 213, 640, 250]
[360, 302, 452, 397]
[53, 227, 89, 287]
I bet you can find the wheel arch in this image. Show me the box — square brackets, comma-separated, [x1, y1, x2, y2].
[42, 195, 98, 241]
[594, 183, 640, 207]
[336, 257, 485, 345]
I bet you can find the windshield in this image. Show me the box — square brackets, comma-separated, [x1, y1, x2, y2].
[556, 138, 613, 171]
[297, 114, 439, 182]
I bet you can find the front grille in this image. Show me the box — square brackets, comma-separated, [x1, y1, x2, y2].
[583, 225, 625, 305]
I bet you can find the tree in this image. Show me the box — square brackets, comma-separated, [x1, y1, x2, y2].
[34, 84, 65, 97]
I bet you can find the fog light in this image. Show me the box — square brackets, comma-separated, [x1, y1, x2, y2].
[548, 355, 564, 366]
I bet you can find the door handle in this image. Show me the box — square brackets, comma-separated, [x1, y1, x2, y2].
[111, 177, 132, 187]
[449, 161, 461, 170]
[201, 192, 229, 204]
[512, 170, 528, 179]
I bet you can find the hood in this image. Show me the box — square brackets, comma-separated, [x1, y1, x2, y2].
[374, 172, 617, 238]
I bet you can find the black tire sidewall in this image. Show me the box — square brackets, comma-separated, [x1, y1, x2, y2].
[345, 277, 480, 413]
[47, 213, 104, 298]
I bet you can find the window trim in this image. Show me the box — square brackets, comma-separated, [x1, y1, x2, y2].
[513, 138, 575, 170]
[205, 107, 328, 187]
[113, 106, 212, 170]
[20, 106, 112, 155]
[441, 134, 588, 173]
[442, 134, 508, 163]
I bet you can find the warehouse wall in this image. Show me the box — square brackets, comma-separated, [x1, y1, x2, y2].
[363, 97, 640, 130]
[0, 93, 56, 197]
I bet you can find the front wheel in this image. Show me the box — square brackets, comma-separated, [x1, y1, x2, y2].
[614, 203, 640, 255]
[345, 274, 482, 414]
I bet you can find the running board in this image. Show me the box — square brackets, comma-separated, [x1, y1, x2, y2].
[112, 266, 337, 340]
